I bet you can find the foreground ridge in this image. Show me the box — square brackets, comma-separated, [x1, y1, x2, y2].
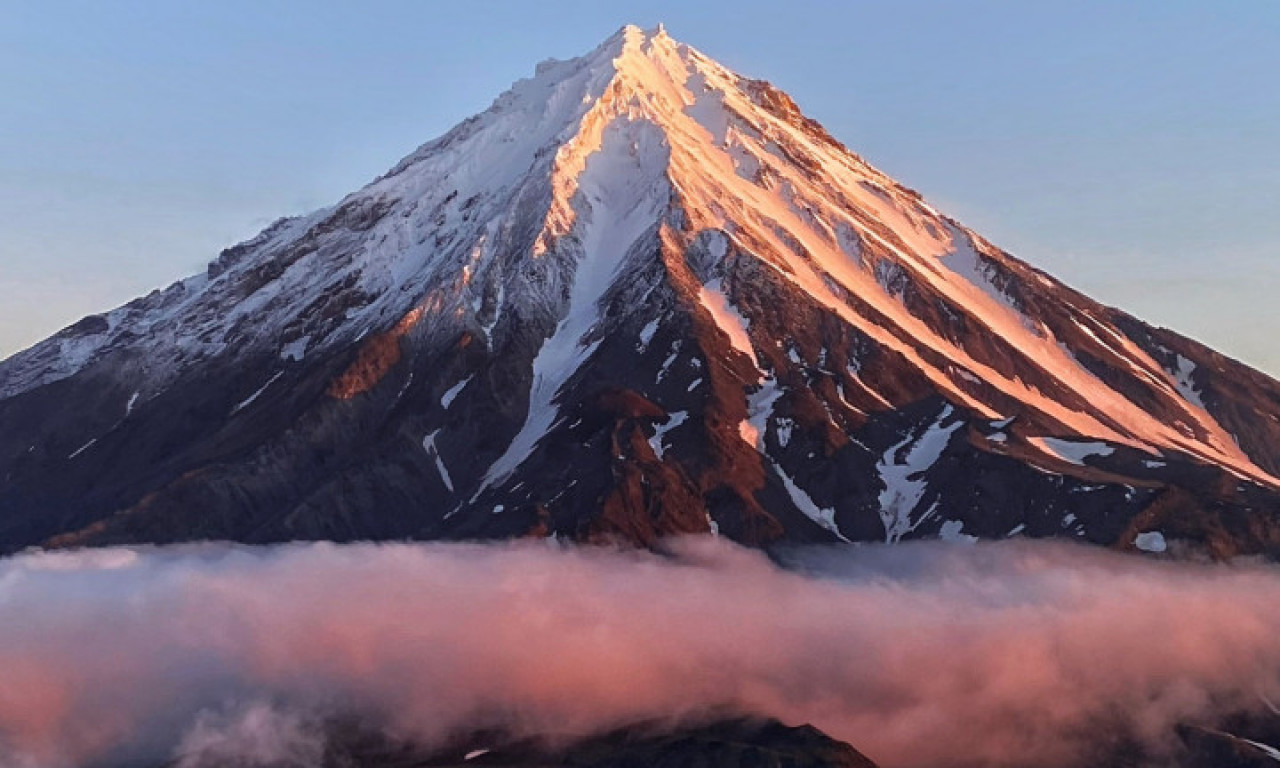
[2, 25, 1279, 556]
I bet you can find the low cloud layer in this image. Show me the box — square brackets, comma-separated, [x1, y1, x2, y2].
[0, 538, 1277, 768]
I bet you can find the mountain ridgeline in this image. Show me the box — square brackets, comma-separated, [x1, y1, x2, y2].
[2, 25, 1279, 556]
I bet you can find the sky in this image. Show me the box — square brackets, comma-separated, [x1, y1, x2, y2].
[2, 1, 1277, 373]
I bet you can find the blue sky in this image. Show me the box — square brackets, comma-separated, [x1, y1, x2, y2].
[2, 1, 1278, 373]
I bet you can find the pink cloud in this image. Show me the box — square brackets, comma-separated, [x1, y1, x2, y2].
[0, 538, 1276, 767]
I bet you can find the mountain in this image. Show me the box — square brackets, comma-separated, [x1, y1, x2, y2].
[160, 714, 1280, 768]
[167, 717, 882, 768]
[2, 25, 1279, 556]
[161, 714, 1280, 768]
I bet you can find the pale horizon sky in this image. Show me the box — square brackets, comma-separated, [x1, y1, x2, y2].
[2, 1, 1278, 374]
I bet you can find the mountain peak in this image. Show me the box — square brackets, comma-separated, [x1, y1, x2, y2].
[607, 22, 672, 48]
[615, 22, 669, 42]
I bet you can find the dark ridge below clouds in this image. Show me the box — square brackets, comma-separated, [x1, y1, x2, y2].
[0, 538, 1277, 768]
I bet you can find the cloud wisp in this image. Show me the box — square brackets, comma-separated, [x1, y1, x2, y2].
[0, 538, 1277, 768]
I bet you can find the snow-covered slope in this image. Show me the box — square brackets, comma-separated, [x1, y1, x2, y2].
[2, 25, 1279, 556]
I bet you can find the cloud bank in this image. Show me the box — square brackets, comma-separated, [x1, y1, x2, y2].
[0, 538, 1277, 768]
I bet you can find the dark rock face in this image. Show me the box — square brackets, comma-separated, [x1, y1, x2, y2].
[1174, 707, 1280, 768]
[167, 717, 881, 768]
[1175, 725, 1280, 768]
[547, 719, 880, 768]
[2, 26, 1280, 557]
[159, 714, 1280, 768]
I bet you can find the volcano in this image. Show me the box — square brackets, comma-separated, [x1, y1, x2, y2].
[2, 25, 1278, 556]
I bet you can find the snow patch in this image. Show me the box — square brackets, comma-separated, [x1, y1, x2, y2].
[1170, 354, 1206, 409]
[845, 366, 893, 409]
[441, 376, 473, 409]
[1029, 437, 1115, 466]
[482, 280, 506, 342]
[1242, 739, 1280, 763]
[67, 438, 98, 460]
[682, 70, 732, 145]
[739, 377, 783, 452]
[939, 519, 977, 544]
[280, 336, 310, 362]
[656, 341, 681, 383]
[775, 418, 795, 448]
[770, 459, 847, 540]
[421, 430, 454, 493]
[637, 317, 659, 348]
[698, 277, 755, 363]
[940, 225, 1021, 316]
[878, 406, 962, 543]
[231, 371, 284, 414]
[1134, 531, 1167, 553]
[648, 411, 687, 460]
